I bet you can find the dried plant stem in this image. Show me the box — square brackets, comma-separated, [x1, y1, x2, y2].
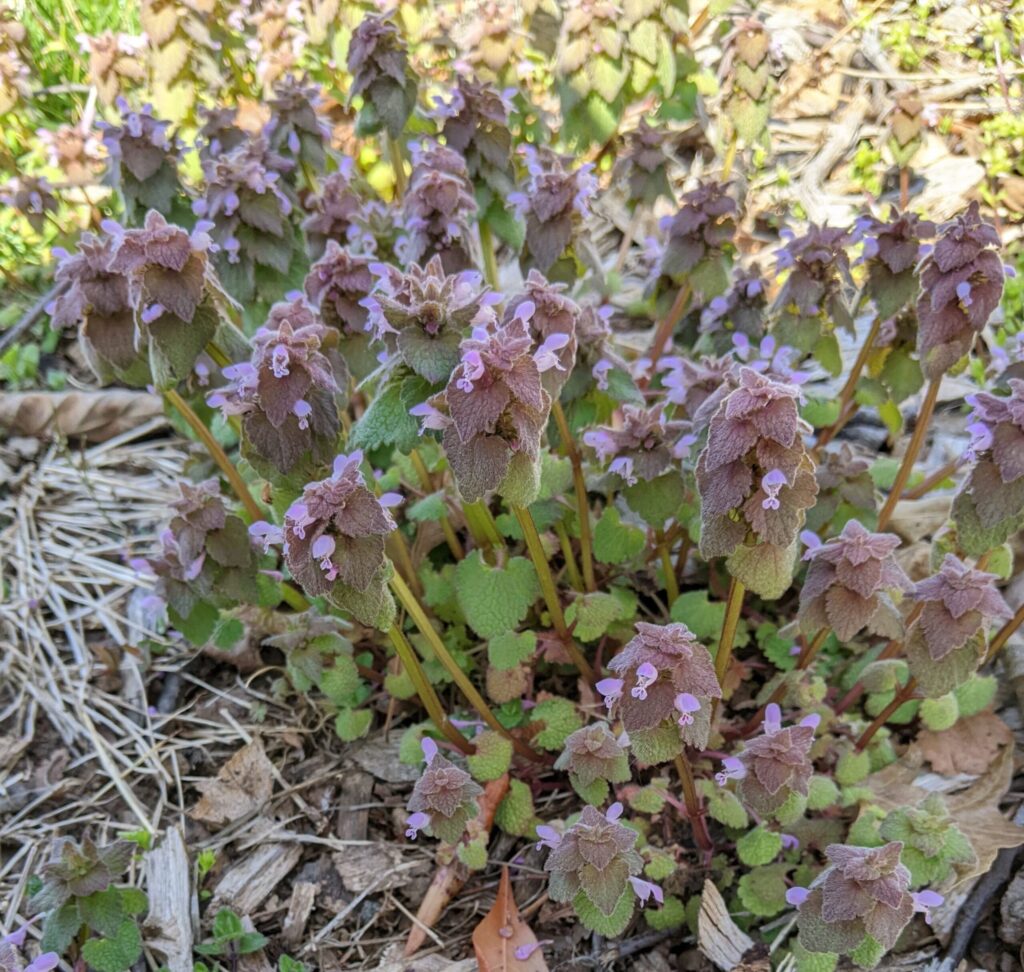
[720, 131, 739, 181]
[390, 570, 542, 761]
[901, 455, 962, 500]
[554, 519, 584, 592]
[512, 504, 592, 681]
[899, 167, 910, 210]
[552, 400, 595, 592]
[387, 134, 408, 198]
[855, 677, 917, 751]
[658, 538, 679, 606]
[674, 754, 713, 852]
[163, 388, 263, 522]
[478, 220, 500, 290]
[815, 314, 881, 452]
[646, 282, 692, 378]
[388, 623, 473, 755]
[985, 602, 1024, 663]
[715, 576, 745, 684]
[876, 376, 942, 530]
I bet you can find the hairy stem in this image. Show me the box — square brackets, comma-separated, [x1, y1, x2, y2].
[552, 400, 596, 592]
[387, 134, 407, 198]
[388, 623, 474, 755]
[512, 504, 593, 681]
[645, 282, 692, 379]
[674, 754, 713, 852]
[478, 219, 500, 290]
[715, 576, 746, 684]
[554, 519, 584, 592]
[901, 455, 963, 500]
[876, 376, 942, 530]
[163, 388, 263, 522]
[658, 538, 679, 606]
[409, 448, 464, 559]
[390, 570, 542, 761]
[815, 312, 881, 452]
[985, 602, 1024, 663]
[796, 627, 830, 670]
[855, 677, 917, 751]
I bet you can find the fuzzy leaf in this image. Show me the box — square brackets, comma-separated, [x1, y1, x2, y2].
[736, 826, 783, 866]
[593, 506, 646, 564]
[467, 731, 514, 782]
[488, 630, 537, 670]
[455, 551, 540, 639]
[80, 919, 143, 972]
[529, 698, 583, 750]
[726, 540, 798, 600]
[566, 591, 624, 642]
[736, 863, 790, 917]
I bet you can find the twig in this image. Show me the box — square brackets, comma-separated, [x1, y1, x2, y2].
[0, 282, 63, 354]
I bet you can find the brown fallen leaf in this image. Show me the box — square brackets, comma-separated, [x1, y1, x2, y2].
[472, 865, 549, 972]
[917, 710, 1012, 776]
[0, 390, 164, 441]
[404, 774, 510, 957]
[191, 739, 275, 826]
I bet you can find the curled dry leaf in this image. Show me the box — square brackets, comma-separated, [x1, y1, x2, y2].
[191, 738, 275, 826]
[917, 710, 1013, 776]
[472, 865, 549, 972]
[0, 389, 164, 441]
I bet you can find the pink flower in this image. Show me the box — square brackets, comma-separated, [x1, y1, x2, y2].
[673, 692, 701, 726]
[629, 876, 664, 907]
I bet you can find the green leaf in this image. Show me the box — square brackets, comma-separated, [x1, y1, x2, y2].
[878, 399, 903, 439]
[334, 707, 372, 741]
[79, 887, 126, 938]
[320, 655, 361, 706]
[80, 919, 143, 972]
[212, 908, 244, 940]
[529, 698, 583, 750]
[573, 887, 635, 936]
[726, 540, 798, 600]
[406, 491, 448, 523]
[670, 590, 725, 643]
[41, 902, 82, 954]
[565, 591, 624, 642]
[495, 778, 538, 836]
[645, 893, 686, 930]
[349, 372, 431, 453]
[801, 398, 841, 428]
[622, 472, 687, 527]
[588, 55, 628, 103]
[168, 600, 219, 646]
[736, 826, 783, 867]
[699, 780, 748, 829]
[736, 863, 790, 917]
[454, 550, 539, 639]
[593, 506, 646, 564]
[212, 617, 245, 651]
[488, 630, 537, 670]
[467, 730, 513, 782]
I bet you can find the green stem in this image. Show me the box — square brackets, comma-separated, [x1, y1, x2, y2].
[387, 134, 408, 198]
[986, 602, 1024, 663]
[512, 505, 592, 682]
[715, 577, 745, 685]
[388, 624, 474, 755]
[479, 219, 500, 290]
[658, 537, 679, 606]
[815, 308, 880, 453]
[855, 678, 917, 751]
[389, 571, 542, 761]
[552, 401, 596, 592]
[554, 519, 584, 593]
[674, 754, 713, 852]
[279, 582, 310, 612]
[163, 388, 263, 523]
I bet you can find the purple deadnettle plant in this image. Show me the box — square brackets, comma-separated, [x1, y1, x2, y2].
[695, 367, 818, 598]
[256, 451, 398, 629]
[916, 202, 1004, 380]
[347, 14, 418, 140]
[555, 722, 631, 804]
[302, 164, 366, 260]
[953, 379, 1024, 555]
[699, 263, 768, 352]
[853, 209, 935, 319]
[904, 553, 1011, 696]
[406, 737, 484, 844]
[799, 519, 913, 642]
[583, 404, 693, 488]
[602, 621, 721, 760]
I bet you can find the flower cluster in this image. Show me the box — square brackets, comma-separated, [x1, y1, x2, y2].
[427, 316, 555, 505]
[904, 554, 1010, 696]
[106, 211, 224, 386]
[799, 519, 912, 642]
[613, 118, 675, 208]
[916, 202, 1004, 380]
[813, 444, 877, 525]
[661, 353, 735, 422]
[554, 722, 631, 804]
[510, 145, 596, 275]
[194, 133, 298, 302]
[99, 100, 182, 220]
[197, 105, 249, 161]
[583, 404, 693, 487]
[504, 270, 580, 397]
[600, 621, 721, 756]
[347, 14, 417, 139]
[953, 379, 1024, 554]
[699, 264, 768, 350]
[772, 224, 854, 356]
[402, 140, 478, 272]
[696, 367, 818, 598]
[144, 479, 261, 622]
[789, 842, 937, 963]
[267, 75, 329, 175]
[208, 297, 341, 476]
[301, 164, 365, 259]
[437, 75, 515, 204]
[405, 737, 484, 844]
[542, 803, 653, 931]
[1, 174, 58, 232]
[854, 210, 935, 318]
[572, 302, 629, 398]
[49, 231, 142, 383]
[657, 180, 737, 298]
[366, 256, 489, 383]
[255, 452, 397, 627]
[718, 704, 817, 817]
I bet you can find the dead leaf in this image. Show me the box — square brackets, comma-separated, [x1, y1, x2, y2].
[699, 879, 755, 971]
[0, 390, 163, 441]
[191, 739, 275, 826]
[472, 866, 549, 972]
[918, 711, 1012, 776]
[405, 775, 510, 957]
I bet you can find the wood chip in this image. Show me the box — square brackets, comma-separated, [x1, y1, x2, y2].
[143, 827, 195, 972]
[211, 841, 302, 915]
[332, 843, 412, 894]
[191, 739, 275, 826]
[281, 881, 320, 949]
[698, 879, 756, 971]
[335, 769, 374, 841]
